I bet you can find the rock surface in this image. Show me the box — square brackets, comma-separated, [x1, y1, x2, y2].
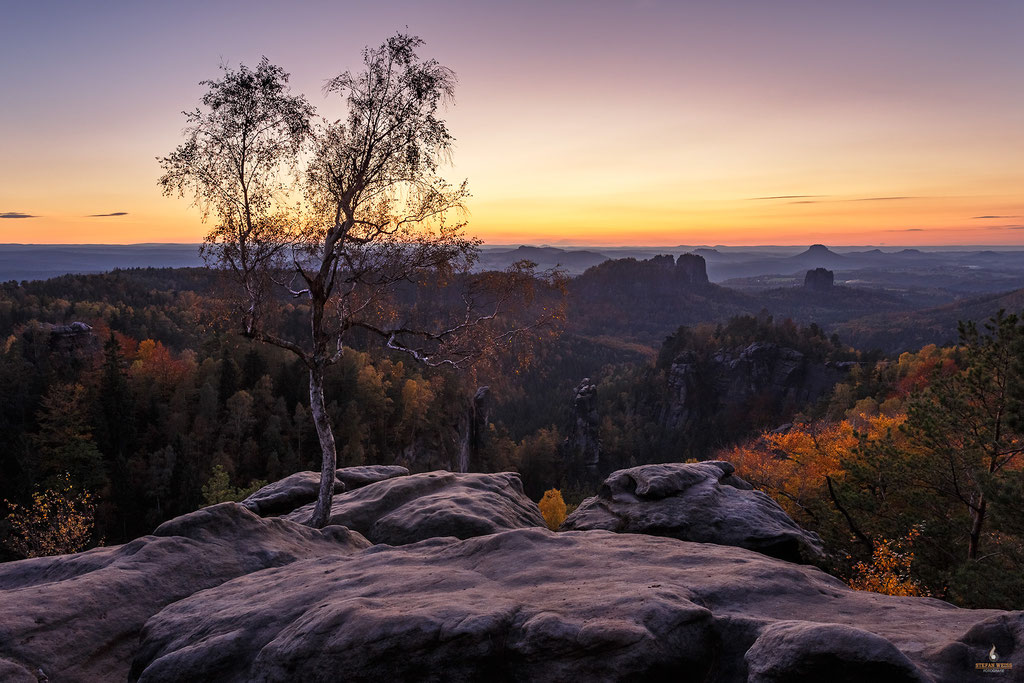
[284, 470, 546, 545]
[0, 503, 370, 682]
[335, 464, 410, 491]
[242, 465, 410, 517]
[241, 471, 346, 516]
[560, 460, 823, 562]
[129, 528, 1015, 683]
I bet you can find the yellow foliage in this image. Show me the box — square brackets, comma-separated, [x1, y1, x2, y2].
[538, 488, 567, 531]
[4, 474, 96, 558]
[849, 527, 926, 597]
[722, 413, 908, 521]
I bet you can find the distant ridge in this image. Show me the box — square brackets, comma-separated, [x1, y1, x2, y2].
[0, 244, 204, 282]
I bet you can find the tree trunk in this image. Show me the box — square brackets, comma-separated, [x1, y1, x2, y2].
[308, 365, 338, 528]
[968, 494, 986, 560]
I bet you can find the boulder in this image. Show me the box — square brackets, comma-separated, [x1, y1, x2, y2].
[0, 503, 370, 682]
[284, 471, 546, 545]
[336, 464, 410, 490]
[559, 460, 823, 562]
[241, 471, 346, 516]
[745, 621, 929, 682]
[241, 465, 409, 517]
[129, 528, 1012, 682]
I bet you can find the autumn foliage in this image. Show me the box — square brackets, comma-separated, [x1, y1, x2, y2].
[3, 474, 96, 558]
[538, 488, 567, 531]
[849, 527, 926, 597]
[723, 315, 1024, 607]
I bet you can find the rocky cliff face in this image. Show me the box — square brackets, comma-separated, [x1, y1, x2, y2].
[2, 462, 1021, 682]
[676, 252, 709, 285]
[663, 341, 850, 431]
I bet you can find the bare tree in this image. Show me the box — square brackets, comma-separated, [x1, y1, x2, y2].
[160, 34, 552, 527]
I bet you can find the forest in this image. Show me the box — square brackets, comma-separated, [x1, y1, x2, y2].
[1, 263, 1022, 610]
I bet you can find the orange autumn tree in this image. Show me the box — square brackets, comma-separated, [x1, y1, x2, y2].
[722, 412, 908, 534]
[721, 411, 924, 594]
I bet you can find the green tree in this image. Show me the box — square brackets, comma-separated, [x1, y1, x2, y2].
[95, 333, 134, 461]
[32, 383, 107, 492]
[902, 312, 1023, 561]
[200, 465, 266, 506]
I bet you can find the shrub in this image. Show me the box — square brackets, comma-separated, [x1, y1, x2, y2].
[538, 488, 567, 531]
[4, 474, 96, 558]
[849, 526, 926, 597]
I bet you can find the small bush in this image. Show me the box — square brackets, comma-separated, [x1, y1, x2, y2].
[4, 474, 96, 558]
[538, 488, 567, 531]
[849, 526, 926, 597]
[201, 465, 266, 506]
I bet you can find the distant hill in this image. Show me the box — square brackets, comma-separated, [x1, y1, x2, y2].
[476, 245, 609, 274]
[0, 244, 204, 282]
[837, 288, 1024, 353]
[568, 254, 924, 345]
[782, 244, 849, 270]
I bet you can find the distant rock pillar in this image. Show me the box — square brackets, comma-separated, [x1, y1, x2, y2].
[676, 253, 709, 285]
[563, 378, 601, 476]
[457, 386, 491, 473]
[803, 268, 834, 290]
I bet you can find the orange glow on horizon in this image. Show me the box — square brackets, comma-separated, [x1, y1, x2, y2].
[2, 2, 1022, 248]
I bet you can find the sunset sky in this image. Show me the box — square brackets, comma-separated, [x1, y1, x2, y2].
[2, 0, 1022, 246]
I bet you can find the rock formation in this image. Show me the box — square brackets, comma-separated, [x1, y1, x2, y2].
[0, 503, 369, 682]
[676, 252, 709, 285]
[561, 378, 600, 475]
[335, 464, 410, 490]
[664, 341, 849, 431]
[457, 386, 491, 473]
[283, 471, 546, 545]
[129, 527, 1016, 682]
[560, 460, 823, 562]
[805, 267, 835, 290]
[3, 465, 1022, 682]
[241, 465, 409, 517]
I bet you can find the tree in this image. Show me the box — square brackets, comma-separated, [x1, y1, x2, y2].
[160, 34, 553, 527]
[900, 312, 1024, 560]
[32, 383, 107, 492]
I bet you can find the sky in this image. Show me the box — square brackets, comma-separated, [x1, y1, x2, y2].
[1, 0, 1022, 247]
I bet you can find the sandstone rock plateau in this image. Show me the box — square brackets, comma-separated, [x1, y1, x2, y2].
[0, 463, 1020, 682]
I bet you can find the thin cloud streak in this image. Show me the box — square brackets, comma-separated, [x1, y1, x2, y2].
[789, 196, 921, 205]
[86, 212, 129, 217]
[0, 212, 38, 219]
[747, 195, 825, 201]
